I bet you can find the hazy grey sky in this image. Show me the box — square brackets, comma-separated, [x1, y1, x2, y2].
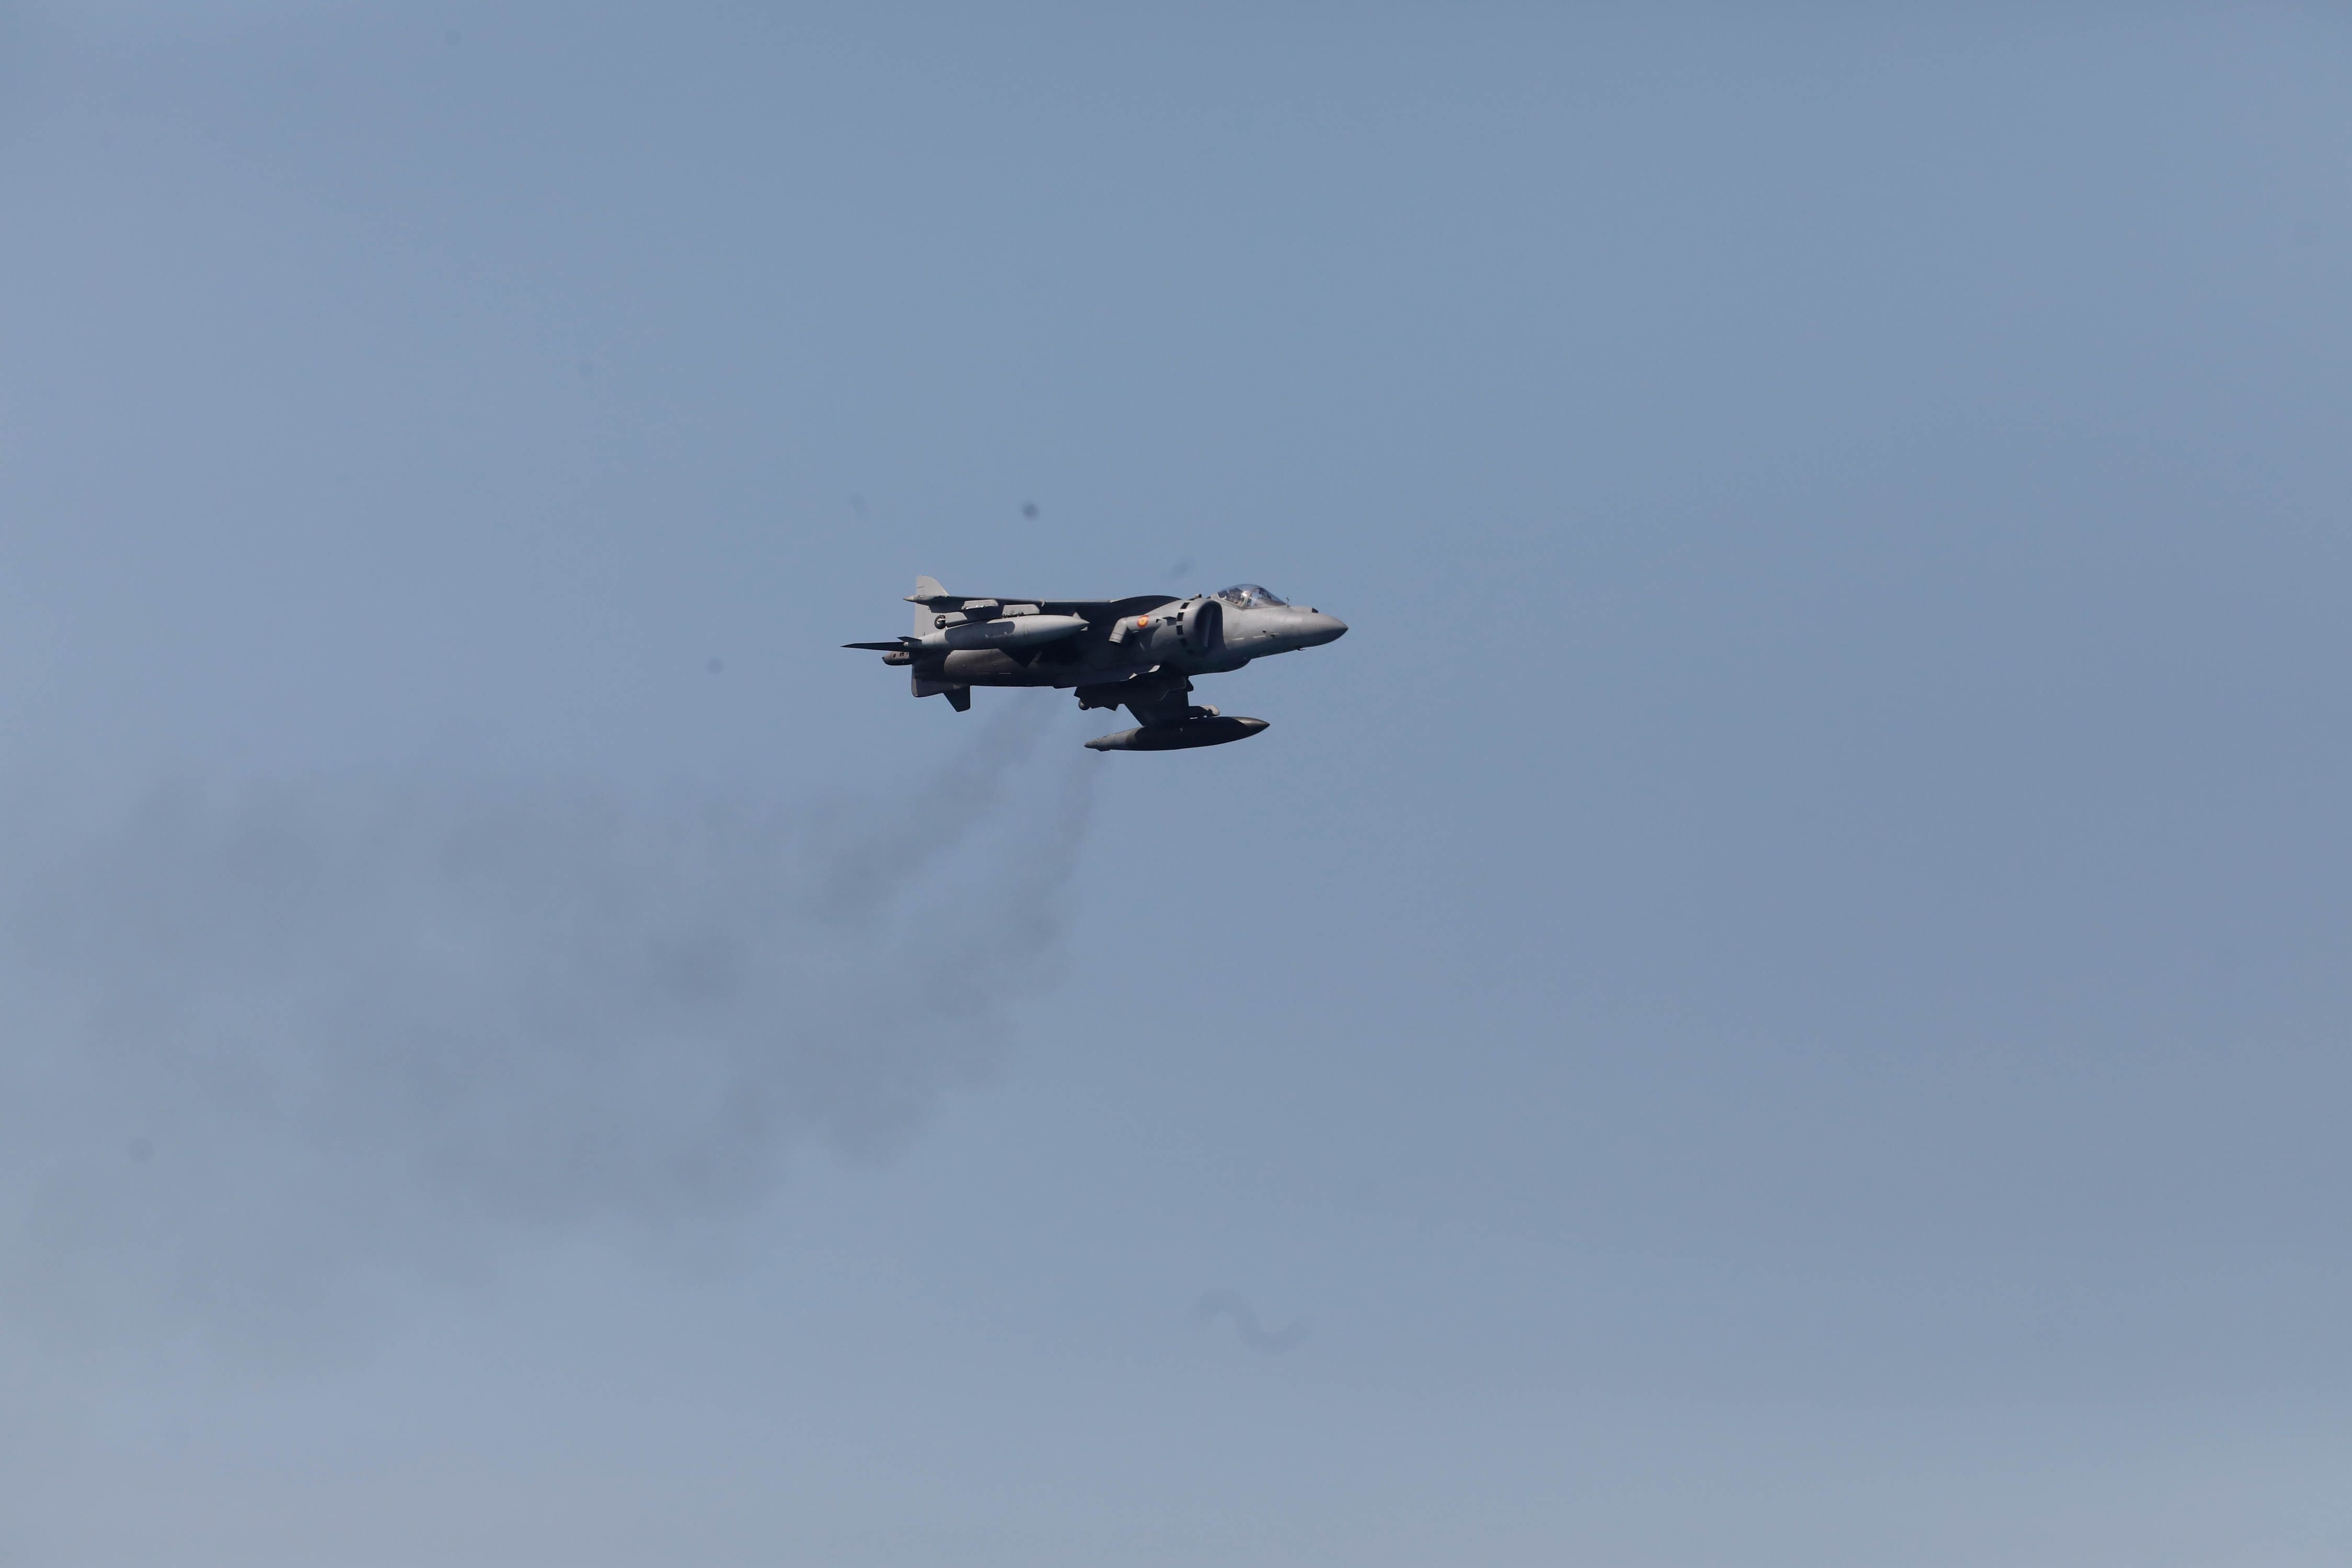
[4, 4, 2351, 1564]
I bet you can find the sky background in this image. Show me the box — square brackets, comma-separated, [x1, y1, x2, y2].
[3, 3, 2351, 1563]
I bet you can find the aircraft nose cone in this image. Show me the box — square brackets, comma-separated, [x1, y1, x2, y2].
[1301, 612, 1347, 646]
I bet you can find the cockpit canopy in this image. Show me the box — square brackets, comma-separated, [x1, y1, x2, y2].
[1214, 583, 1288, 609]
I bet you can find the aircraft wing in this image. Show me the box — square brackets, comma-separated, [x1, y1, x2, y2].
[905, 577, 1178, 623]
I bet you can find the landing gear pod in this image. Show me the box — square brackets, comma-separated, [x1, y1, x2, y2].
[1085, 715, 1269, 752]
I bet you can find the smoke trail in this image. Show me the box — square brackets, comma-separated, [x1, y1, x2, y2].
[806, 695, 1056, 924]
[1194, 1289, 1311, 1355]
[0, 704, 1095, 1361]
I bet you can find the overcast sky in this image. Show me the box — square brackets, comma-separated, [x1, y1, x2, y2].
[4, 4, 2352, 1564]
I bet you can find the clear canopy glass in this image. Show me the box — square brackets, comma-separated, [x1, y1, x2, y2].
[1214, 583, 1288, 608]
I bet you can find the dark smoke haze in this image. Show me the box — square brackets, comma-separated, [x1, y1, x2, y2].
[0, 702, 1096, 1361]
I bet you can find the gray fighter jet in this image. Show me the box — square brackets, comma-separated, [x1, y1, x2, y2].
[845, 577, 1347, 750]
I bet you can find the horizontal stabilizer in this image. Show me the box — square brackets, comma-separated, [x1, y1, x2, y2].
[842, 640, 911, 651]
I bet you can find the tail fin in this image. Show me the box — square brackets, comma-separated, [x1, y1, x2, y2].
[908, 574, 947, 603]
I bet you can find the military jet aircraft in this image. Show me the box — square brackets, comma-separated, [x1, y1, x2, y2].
[844, 577, 1347, 750]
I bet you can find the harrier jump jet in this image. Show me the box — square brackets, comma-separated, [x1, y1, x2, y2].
[844, 577, 1347, 750]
